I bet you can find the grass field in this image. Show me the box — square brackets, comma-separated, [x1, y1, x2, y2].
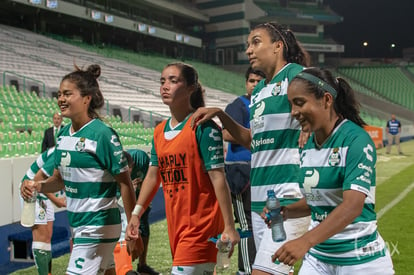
[11, 140, 414, 275]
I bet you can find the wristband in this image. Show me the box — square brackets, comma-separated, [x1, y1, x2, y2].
[132, 204, 143, 216]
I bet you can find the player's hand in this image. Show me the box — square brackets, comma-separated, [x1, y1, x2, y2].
[125, 215, 140, 240]
[260, 206, 272, 228]
[127, 237, 144, 261]
[20, 180, 39, 200]
[55, 197, 67, 208]
[131, 178, 142, 191]
[191, 107, 222, 129]
[221, 227, 240, 258]
[272, 237, 312, 266]
[298, 130, 310, 148]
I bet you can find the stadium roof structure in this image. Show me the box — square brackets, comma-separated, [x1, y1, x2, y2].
[2, 0, 345, 66]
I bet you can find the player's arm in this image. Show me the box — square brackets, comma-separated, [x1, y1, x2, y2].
[21, 169, 64, 200]
[192, 107, 251, 149]
[274, 136, 375, 266]
[222, 101, 246, 145]
[280, 198, 310, 219]
[44, 193, 66, 208]
[197, 121, 240, 251]
[126, 165, 159, 241]
[32, 164, 66, 208]
[114, 171, 136, 223]
[273, 190, 365, 266]
[208, 168, 240, 253]
[222, 129, 239, 144]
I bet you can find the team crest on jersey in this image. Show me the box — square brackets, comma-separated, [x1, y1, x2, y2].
[75, 137, 86, 151]
[328, 148, 341, 166]
[271, 82, 282, 96]
[38, 209, 45, 220]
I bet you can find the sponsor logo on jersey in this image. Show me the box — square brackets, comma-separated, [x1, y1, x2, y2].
[303, 169, 322, 201]
[252, 116, 265, 131]
[211, 154, 224, 160]
[314, 211, 328, 222]
[208, 128, 221, 141]
[208, 145, 223, 151]
[75, 258, 85, 269]
[253, 101, 265, 118]
[358, 163, 373, 174]
[252, 137, 274, 149]
[60, 151, 71, 167]
[158, 153, 189, 198]
[328, 147, 341, 166]
[356, 175, 371, 185]
[65, 186, 78, 194]
[111, 135, 121, 146]
[363, 144, 374, 162]
[113, 150, 123, 156]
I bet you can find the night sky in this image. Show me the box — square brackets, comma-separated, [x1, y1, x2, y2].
[324, 0, 414, 58]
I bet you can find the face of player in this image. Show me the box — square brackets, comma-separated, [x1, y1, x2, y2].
[159, 65, 192, 108]
[245, 73, 263, 96]
[288, 80, 331, 135]
[57, 79, 91, 121]
[245, 28, 282, 76]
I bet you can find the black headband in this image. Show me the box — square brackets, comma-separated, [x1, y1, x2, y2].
[263, 23, 289, 53]
[295, 72, 337, 98]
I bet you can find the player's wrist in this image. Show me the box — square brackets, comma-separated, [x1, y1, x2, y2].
[131, 204, 143, 217]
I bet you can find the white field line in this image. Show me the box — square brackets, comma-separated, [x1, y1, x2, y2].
[377, 181, 414, 219]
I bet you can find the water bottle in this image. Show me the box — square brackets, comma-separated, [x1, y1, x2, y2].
[266, 190, 286, 242]
[215, 234, 231, 271]
[20, 189, 37, 228]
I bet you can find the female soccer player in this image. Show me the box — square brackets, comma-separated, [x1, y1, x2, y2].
[126, 62, 239, 275]
[273, 67, 394, 274]
[21, 64, 137, 275]
[191, 22, 311, 274]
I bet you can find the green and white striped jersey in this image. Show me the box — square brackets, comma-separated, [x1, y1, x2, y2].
[250, 63, 304, 213]
[301, 119, 386, 265]
[55, 119, 128, 244]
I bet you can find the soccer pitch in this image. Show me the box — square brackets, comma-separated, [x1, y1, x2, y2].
[12, 140, 414, 275]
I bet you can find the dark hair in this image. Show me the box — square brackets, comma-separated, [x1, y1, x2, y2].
[61, 64, 105, 119]
[292, 67, 366, 127]
[252, 22, 311, 67]
[245, 66, 266, 81]
[164, 62, 205, 110]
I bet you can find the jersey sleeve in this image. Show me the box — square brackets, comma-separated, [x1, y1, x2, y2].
[195, 120, 225, 170]
[41, 152, 56, 177]
[96, 127, 128, 176]
[343, 134, 376, 195]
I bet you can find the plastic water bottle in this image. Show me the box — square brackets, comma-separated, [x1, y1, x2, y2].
[266, 190, 286, 242]
[215, 234, 231, 271]
[20, 189, 37, 228]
